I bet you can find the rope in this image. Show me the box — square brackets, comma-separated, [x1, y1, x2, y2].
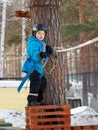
[46, 73, 62, 130]
[56, 37, 98, 52]
[43, 56, 62, 130]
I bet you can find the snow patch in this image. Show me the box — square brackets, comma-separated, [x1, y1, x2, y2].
[0, 109, 26, 128]
[0, 80, 29, 87]
[71, 106, 98, 126]
[71, 106, 98, 115]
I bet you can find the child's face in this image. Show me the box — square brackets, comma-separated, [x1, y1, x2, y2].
[36, 30, 45, 41]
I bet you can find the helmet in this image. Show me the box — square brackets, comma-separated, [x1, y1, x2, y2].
[32, 23, 47, 36]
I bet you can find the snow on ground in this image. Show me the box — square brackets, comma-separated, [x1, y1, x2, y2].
[71, 106, 98, 126]
[0, 109, 26, 129]
[0, 106, 98, 129]
[0, 80, 29, 88]
[0, 80, 21, 87]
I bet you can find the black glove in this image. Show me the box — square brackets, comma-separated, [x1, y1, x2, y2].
[46, 45, 53, 55]
[39, 52, 48, 58]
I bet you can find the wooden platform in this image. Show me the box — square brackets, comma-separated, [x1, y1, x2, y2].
[25, 104, 71, 130]
[71, 125, 98, 130]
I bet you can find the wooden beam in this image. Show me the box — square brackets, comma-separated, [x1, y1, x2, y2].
[15, 10, 31, 18]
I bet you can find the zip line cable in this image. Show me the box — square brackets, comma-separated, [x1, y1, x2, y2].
[56, 37, 98, 52]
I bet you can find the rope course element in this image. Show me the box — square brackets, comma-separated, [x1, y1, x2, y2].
[56, 37, 98, 52]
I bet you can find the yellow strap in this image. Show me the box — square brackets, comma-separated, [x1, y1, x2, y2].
[44, 64, 56, 75]
[42, 56, 57, 75]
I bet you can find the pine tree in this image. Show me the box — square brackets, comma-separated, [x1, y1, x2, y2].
[30, 0, 66, 105]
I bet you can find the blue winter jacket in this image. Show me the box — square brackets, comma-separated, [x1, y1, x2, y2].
[22, 36, 48, 78]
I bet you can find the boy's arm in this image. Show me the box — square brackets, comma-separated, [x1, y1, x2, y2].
[27, 41, 41, 61]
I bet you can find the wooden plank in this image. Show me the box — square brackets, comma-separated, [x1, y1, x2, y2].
[25, 107, 30, 130]
[71, 126, 98, 130]
[29, 111, 70, 116]
[28, 104, 70, 110]
[30, 123, 70, 129]
[15, 10, 31, 18]
[30, 117, 70, 123]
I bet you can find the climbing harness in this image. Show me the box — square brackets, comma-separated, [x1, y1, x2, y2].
[42, 55, 57, 75]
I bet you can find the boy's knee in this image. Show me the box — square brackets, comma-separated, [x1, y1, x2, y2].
[41, 77, 47, 89]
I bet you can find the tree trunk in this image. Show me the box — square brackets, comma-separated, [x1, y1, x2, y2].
[30, 0, 66, 105]
[21, 0, 27, 77]
[78, 0, 84, 24]
[78, 0, 88, 105]
[0, 0, 7, 78]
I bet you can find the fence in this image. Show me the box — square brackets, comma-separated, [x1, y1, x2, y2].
[0, 54, 23, 79]
[62, 38, 98, 107]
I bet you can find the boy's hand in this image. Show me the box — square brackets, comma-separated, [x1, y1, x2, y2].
[46, 45, 53, 55]
[39, 52, 47, 58]
[39, 45, 53, 58]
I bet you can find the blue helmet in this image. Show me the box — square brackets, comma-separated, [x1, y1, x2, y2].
[32, 23, 47, 36]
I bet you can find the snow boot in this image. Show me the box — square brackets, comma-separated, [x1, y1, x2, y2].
[40, 100, 48, 105]
[27, 101, 40, 106]
[27, 93, 40, 106]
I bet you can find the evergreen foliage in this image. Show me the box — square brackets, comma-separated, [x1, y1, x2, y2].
[63, 23, 98, 35]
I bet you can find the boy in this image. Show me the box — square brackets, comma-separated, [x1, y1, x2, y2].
[22, 23, 53, 106]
